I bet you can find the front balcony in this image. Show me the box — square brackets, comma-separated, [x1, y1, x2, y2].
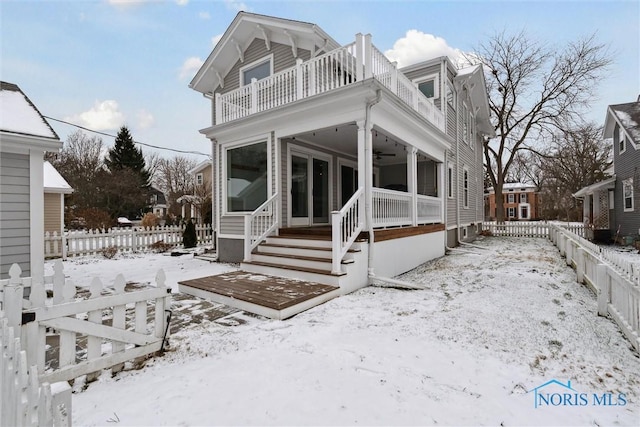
[215, 34, 445, 132]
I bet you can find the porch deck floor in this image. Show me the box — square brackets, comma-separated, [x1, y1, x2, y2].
[178, 271, 340, 320]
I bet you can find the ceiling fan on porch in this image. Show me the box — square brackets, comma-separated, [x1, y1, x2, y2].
[373, 150, 396, 160]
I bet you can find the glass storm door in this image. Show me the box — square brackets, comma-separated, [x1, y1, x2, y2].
[290, 152, 329, 226]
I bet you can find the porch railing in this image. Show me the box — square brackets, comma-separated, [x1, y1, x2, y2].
[416, 194, 441, 224]
[331, 188, 364, 274]
[372, 188, 442, 227]
[244, 193, 279, 261]
[216, 35, 445, 132]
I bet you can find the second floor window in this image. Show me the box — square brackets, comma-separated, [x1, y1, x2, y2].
[416, 74, 439, 99]
[508, 193, 515, 203]
[196, 173, 203, 186]
[623, 178, 634, 212]
[241, 57, 272, 86]
[520, 193, 527, 203]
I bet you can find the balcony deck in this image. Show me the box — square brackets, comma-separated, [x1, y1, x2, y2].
[216, 34, 445, 132]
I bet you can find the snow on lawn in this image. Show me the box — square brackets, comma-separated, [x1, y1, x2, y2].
[69, 238, 640, 426]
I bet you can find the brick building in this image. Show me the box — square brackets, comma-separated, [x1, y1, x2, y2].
[485, 183, 541, 221]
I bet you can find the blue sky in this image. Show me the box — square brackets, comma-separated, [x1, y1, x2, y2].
[2, 0, 638, 160]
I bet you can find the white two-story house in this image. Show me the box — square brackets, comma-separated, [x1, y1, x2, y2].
[188, 12, 493, 293]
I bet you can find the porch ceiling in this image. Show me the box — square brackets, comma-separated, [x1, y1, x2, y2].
[289, 124, 435, 165]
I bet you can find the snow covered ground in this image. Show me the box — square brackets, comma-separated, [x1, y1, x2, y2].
[57, 237, 640, 426]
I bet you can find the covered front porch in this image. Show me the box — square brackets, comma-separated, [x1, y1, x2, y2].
[574, 177, 616, 242]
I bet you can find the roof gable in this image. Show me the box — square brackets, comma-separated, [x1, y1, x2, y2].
[44, 161, 73, 193]
[603, 101, 640, 149]
[454, 64, 495, 137]
[190, 12, 340, 94]
[0, 81, 59, 140]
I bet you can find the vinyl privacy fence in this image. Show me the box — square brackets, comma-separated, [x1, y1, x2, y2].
[44, 224, 213, 259]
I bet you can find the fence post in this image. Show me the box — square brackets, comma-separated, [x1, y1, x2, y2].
[5, 264, 24, 329]
[597, 264, 610, 317]
[62, 230, 68, 260]
[566, 240, 573, 266]
[576, 248, 585, 283]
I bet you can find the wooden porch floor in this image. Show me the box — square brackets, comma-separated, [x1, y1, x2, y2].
[178, 271, 340, 320]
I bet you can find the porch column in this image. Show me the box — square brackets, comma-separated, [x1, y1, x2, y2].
[356, 120, 367, 227]
[407, 147, 418, 226]
[584, 194, 592, 225]
[437, 161, 445, 224]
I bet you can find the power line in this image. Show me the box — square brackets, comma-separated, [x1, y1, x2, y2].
[43, 116, 210, 157]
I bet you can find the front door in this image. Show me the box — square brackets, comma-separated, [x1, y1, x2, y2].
[290, 151, 330, 226]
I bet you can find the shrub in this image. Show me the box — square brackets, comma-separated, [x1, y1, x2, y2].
[102, 245, 118, 259]
[141, 212, 159, 228]
[183, 220, 197, 248]
[75, 207, 113, 230]
[150, 240, 172, 253]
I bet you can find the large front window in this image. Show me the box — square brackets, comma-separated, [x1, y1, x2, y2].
[226, 141, 268, 212]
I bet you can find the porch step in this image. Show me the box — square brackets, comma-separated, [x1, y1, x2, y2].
[251, 252, 353, 271]
[256, 242, 360, 259]
[241, 261, 346, 287]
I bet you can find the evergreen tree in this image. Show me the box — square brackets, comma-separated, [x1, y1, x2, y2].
[105, 126, 151, 186]
[104, 126, 151, 218]
[183, 219, 197, 248]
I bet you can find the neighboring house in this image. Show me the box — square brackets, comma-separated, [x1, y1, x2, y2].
[176, 160, 213, 224]
[43, 161, 73, 235]
[574, 98, 640, 242]
[188, 12, 493, 291]
[484, 183, 541, 221]
[148, 186, 168, 219]
[0, 81, 62, 279]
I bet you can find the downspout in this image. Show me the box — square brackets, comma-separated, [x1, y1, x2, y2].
[365, 89, 382, 280]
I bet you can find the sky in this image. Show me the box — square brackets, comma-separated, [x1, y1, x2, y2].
[2, 0, 638, 161]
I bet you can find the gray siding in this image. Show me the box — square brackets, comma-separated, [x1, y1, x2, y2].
[0, 152, 30, 278]
[220, 216, 245, 235]
[613, 136, 640, 236]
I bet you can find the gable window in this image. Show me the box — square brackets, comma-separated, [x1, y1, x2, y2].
[447, 164, 453, 198]
[415, 74, 439, 99]
[623, 178, 634, 212]
[226, 140, 268, 212]
[619, 126, 626, 153]
[463, 167, 469, 208]
[240, 56, 273, 86]
[196, 173, 203, 186]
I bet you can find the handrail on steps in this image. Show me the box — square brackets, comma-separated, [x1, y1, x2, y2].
[331, 187, 364, 274]
[244, 193, 279, 262]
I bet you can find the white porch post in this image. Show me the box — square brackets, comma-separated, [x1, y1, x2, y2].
[584, 194, 592, 224]
[437, 161, 445, 224]
[407, 147, 418, 226]
[181, 204, 186, 221]
[250, 78, 258, 113]
[356, 120, 367, 227]
[215, 93, 222, 125]
[364, 34, 373, 79]
[355, 33, 364, 81]
[30, 149, 44, 279]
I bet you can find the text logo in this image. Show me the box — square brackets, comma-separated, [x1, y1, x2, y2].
[528, 379, 627, 408]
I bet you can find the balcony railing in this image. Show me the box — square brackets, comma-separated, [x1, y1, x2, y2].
[216, 34, 445, 132]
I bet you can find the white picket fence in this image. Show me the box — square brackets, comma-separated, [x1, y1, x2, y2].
[1, 316, 71, 426]
[482, 221, 585, 238]
[44, 224, 213, 259]
[0, 260, 172, 424]
[549, 225, 640, 352]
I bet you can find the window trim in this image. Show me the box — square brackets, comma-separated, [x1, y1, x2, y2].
[239, 54, 274, 86]
[196, 173, 203, 186]
[508, 193, 515, 203]
[623, 178, 634, 212]
[463, 166, 469, 209]
[447, 164, 454, 199]
[414, 73, 440, 99]
[520, 193, 527, 203]
[222, 136, 272, 215]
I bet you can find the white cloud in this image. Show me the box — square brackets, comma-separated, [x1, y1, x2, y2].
[65, 100, 125, 131]
[136, 109, 155, 129]
[107, 0, 148, 7]
[224, 0, 251, 12]
[176, 0, 189, 5]
[199, 11, 211, 20]
[385, 30, 467, 68]
[211, 33, 223, 48]
[179, 56, 204, 80]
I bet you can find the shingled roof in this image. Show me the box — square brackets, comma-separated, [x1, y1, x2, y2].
[0, 81, 59, 140]
[609, 100, 640, 146]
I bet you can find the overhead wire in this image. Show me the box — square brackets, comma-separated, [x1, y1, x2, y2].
[43, 115, 210, 157]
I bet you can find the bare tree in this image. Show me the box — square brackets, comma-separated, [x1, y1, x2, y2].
[538, 123, 611, 220]
[154, 156, 197, 217]
[50, 130, 106, 214]
[477, 31, 611, 221]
